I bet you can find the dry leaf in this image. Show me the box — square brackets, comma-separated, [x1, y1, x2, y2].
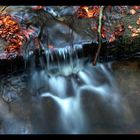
[129, 9, 136, 15]
[128, 25, 133, 29]
[136, 18, 140, 25]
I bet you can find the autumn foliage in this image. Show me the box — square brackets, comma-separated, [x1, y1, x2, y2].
[76, 6, 100, 18]
[0, 13, 25, 57]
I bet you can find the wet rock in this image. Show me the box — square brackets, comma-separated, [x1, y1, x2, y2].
[2, 91, 19, 103]
[0, 73, 27, 103]
[112, 58, 140, 126]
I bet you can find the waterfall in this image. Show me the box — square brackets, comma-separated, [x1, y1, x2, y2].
[28, 62, 134, 134]
[0, 6, 137, 134]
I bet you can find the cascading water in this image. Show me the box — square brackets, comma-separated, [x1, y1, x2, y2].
[0, 6, 139, 134]
[27, 58, 134, 134]
[0, 46, 137, 134]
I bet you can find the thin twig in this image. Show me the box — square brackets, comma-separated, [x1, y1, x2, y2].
[0, 6, 8, 13]
[93, 6, 104, 65]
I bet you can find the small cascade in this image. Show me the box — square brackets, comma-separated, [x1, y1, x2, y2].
[28, 63, 134, 134]
[31, 44, 88, 76]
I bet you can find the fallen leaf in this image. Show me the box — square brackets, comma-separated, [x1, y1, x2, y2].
[128, 25, 133, 29]
[131, 33, 139, 37]
[129, 9, 136, 15]
[136, 17, 140, 25]
[137, 28, 140, 33]
[132, 6, 140, 10]
[131, 28, 138, 33]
